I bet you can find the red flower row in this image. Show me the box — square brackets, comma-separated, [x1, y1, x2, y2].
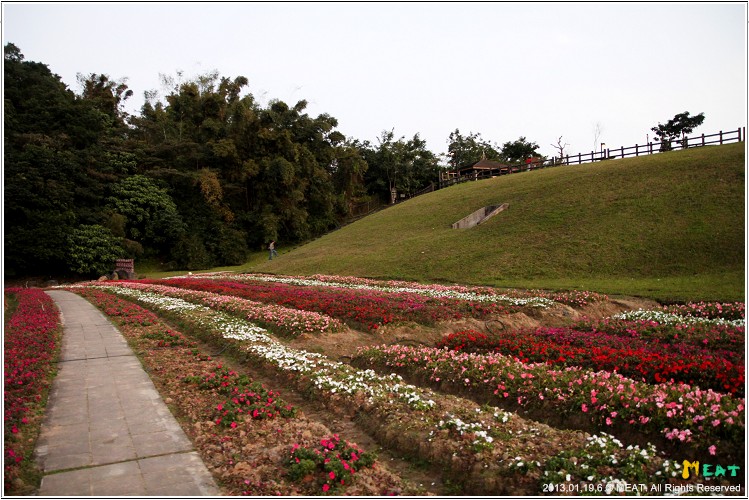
[153, 278, 513, 330]
[438, 325, 745, 396]
[578, 316, 744, 351]
[4, 288, 61, 473]
[184, 365, 297, 427]
[72, 286, 162, 325]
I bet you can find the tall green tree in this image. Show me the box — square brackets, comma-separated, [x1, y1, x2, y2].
[105, 175, 186, 254]
[330, 139, 369, 215]
[362, 130, 439, 203]
[131, 71, 259, 256]
[133, 72, 348, 249]
[76, 72, 133, 130]
[4, 43, 117, 275]
[500, 136, 541, 163]
[651, 111, 705, 152]
[66, 225, 124, 276]
[446, 129, 501, 169]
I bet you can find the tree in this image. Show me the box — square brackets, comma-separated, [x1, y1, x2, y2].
[550, 136, 570, 161]
[330, 139, 369, 215]
[65, 225, 123, 276]
[651, 111, 705, 152]
[76, 73, 133, 128]
[4, 43, 118, 275]
[593, 121, 604, 153]
[362, 130, 439, 203]
[500, 136, 541, 164]
[446, 129, 500, 169]
[105, 175, 186, 253]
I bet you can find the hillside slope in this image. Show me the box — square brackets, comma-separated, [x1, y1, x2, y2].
[256, 143, 745, 302]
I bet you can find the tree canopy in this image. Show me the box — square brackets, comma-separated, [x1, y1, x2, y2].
[360, 130, 440, 202]
[5, 44, 394, 277]
[500, 137, 541, 163]
[446, 129, 501, 168]
[651, 111, 705, 152]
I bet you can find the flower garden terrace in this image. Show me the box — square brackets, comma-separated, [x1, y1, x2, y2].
[140, 272, 625, 333]
[55, 274, 745, 495]
[65, 283, 743, 493]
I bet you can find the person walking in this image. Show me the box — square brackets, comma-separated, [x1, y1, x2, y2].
[268, 240, 279, 260]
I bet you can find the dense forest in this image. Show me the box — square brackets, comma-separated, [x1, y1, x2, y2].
[4, 43, 541, 278]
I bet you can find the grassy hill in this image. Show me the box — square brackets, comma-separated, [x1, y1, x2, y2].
[254, 143, 745, 302]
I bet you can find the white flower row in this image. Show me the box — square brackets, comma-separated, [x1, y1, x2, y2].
[613, 309, 745, 328]
[109, 281, 342, 335]
[95, 285, 272, 342]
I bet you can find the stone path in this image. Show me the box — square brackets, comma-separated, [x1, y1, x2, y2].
[35, 290, 219, 496]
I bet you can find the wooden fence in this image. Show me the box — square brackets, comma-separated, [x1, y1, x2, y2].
[438, 127, 745, 189]
[349, 199, 385, 218]
[349, 182, 436, 216]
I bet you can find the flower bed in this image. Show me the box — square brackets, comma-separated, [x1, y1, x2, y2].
[152, 277, 513, 330]
[286, 434, 376, 493]
[181, 272, 609, 308]
[4, 288, 61, 494]
[352, 343, 745, 463]
[437, 326, 744, 396]
[576, 315, 744, 351]
[90, 284, 440, 411]
[71, 287, 409, 496]
[81, 284, 713, 495]
[614, 308, 745, 329]
[231, 273, 557, 308]
[661, 301, 745, 322]
[79, 281, 343, 337]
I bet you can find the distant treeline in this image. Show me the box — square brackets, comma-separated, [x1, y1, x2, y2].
[3, 43, 540, 277]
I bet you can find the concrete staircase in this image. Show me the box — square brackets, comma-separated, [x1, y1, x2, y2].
[451, 203, 508, 229]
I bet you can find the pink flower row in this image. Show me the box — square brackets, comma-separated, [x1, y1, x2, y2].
[353, 343, 744, 458]
[661, 301, 745, 321]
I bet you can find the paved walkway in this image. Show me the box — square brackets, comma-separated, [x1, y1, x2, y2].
[36, 290, 220, 496]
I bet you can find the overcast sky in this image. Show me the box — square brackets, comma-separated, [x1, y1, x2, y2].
[2, 2, 746, 159]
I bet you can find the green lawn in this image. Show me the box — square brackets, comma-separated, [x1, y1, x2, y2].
[247, 143, 745, 303]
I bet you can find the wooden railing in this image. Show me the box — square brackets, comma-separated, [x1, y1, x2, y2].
[349, 199, 385, 218]
[438, 127, 745, 189]
[348, 182, 435, 216]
